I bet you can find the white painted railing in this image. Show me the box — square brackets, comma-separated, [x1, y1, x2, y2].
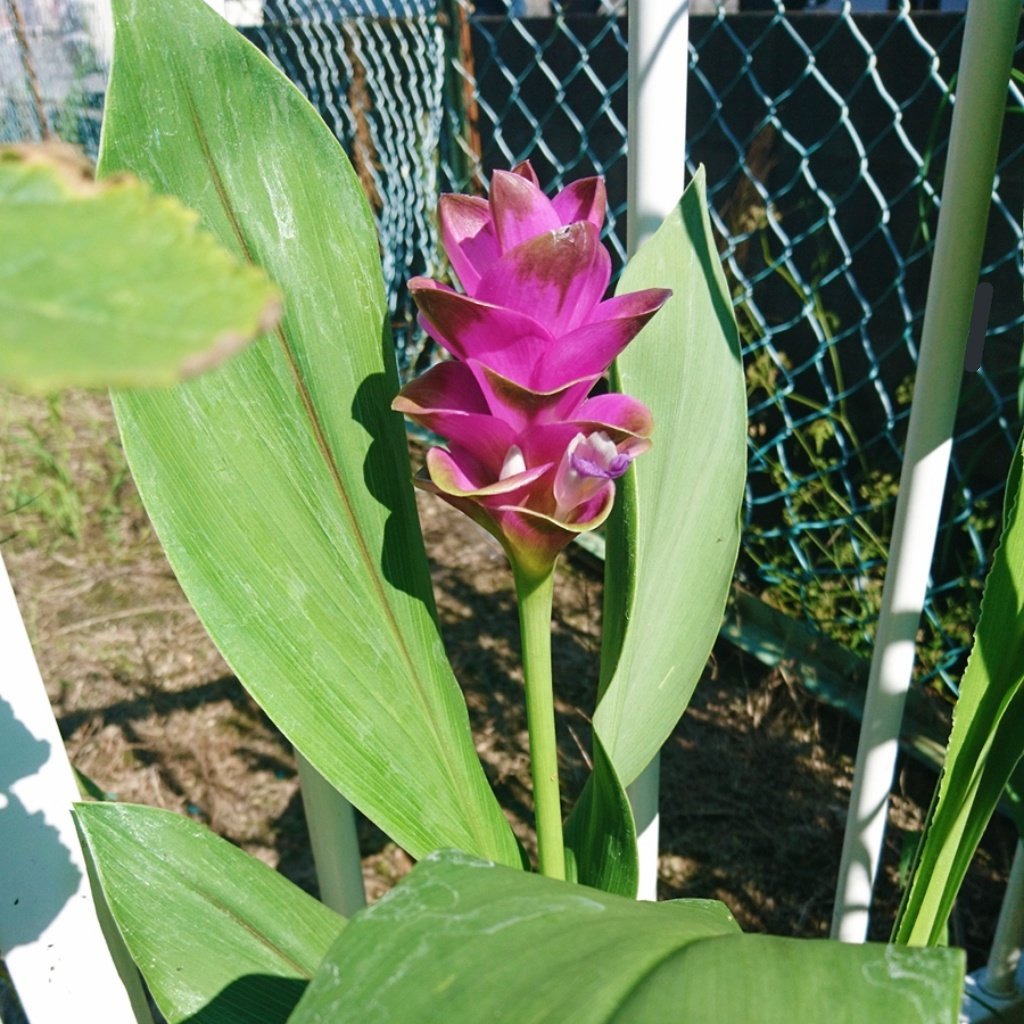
[0, 549, 150, 1023]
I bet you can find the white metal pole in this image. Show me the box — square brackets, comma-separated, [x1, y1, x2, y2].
[81, 0, 114, 70]
[0, 551, 151, 1022]
[626, 0, 688, 902]
[830, 0, 1020, 943]
[981, 840, 1024, 1000]
[296, 753, 367, 917]
[627, 0, 689, 257]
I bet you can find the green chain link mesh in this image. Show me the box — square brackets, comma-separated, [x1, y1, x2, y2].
[3, 0, 1022, 692]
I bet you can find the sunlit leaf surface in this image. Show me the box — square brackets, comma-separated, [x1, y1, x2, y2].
[100, 0, 519, 867]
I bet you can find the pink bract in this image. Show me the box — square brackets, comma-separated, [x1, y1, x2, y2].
[392, 161, 669, 578]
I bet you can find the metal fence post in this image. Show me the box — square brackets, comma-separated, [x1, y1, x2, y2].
[831, 0, 1021, 943]
[626, 0, 689, 902]
[980, 840, 1024, 1001]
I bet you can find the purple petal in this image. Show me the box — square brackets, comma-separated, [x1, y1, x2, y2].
[475, 222, 611, 337]
[468, 360, 597, 432]
[552, 433, 618, 515]
[438, 194, 498, 294]
[574, 392, 654, 439]
[572, 449, 631, 480]
[411, 278, 554, 386]
[392, 362, 517, 466]
[531, 286, 672, 389]
[552, 177, 607, 232]
[489, 170, 561, 253]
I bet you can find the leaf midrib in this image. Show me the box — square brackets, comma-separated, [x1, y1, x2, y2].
[167, 69, 490, 850]
[106, 821, 329, 979]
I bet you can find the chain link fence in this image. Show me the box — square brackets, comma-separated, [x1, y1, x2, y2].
[3, 0, 1022, 692]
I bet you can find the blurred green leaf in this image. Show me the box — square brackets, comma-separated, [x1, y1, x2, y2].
[101, 0, 519, 867]
[74, 802, 342, 1024]
[290, 851, 963, 1024]
[894, 431, 1024, 945]
[597, 168, 747, 787]
[0, 143, 280, 392]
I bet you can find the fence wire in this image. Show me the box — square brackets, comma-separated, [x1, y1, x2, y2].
[3, 0, 1022, 693]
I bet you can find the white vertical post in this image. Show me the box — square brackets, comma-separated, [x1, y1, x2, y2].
[296, 754, 367, 917]
[80, 0, 114, 70]
[625, 757, 661, 901]
[981, 840, 1024, 1000]
[626, 0, 689, 902]
[627, 0, 689, 257]
[0, 551, 151, 1022]
[831, 0, 1020, 943]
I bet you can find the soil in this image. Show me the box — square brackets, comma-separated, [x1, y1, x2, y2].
[1, 389, 1017, 1017]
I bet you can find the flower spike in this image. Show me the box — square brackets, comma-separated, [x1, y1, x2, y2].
[393, 162, 669, 577]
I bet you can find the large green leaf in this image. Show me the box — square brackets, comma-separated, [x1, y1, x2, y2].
[607, 934, 963, 1023]
[100, 0, 518, 867]
[596, 169, 747, 787]
[894, 431, 1024, 945]
[0, 144, 280, 392]
[73, 803, 343, 1024]
[290, 850, 737, 1023]
[289, 851, 964, 1024]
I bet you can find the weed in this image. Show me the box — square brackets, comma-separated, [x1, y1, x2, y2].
[1, 390, 145, 551]
[735, 231, 985, 690]
[2, 393, 84, 543]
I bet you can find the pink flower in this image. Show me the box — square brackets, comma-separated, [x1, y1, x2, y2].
[393, 162, 668, 578]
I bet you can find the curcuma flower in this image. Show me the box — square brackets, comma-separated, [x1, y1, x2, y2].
[393, 162, 670, 580]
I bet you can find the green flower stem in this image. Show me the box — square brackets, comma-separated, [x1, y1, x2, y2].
[514, 564, 565, 880]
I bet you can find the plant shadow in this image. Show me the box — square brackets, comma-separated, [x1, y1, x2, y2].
[0, 694, 82, 953]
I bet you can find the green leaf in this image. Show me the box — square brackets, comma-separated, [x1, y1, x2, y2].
[100, 0, 519, 867]
[608, 934, 963, 1023]
[290, 851, 963, 1024]
[597, 168, 748, 786]
[73, 802, 343, 1024]
[73, 764, 116, 801]
[0, 143, 280, 393]
[563, 731, 638, 897]
[894, 431, 1024, 945]
[291, 850, 738, 1023]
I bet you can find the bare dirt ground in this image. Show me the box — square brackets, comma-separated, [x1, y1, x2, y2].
[1, 388, 1016, 1016]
